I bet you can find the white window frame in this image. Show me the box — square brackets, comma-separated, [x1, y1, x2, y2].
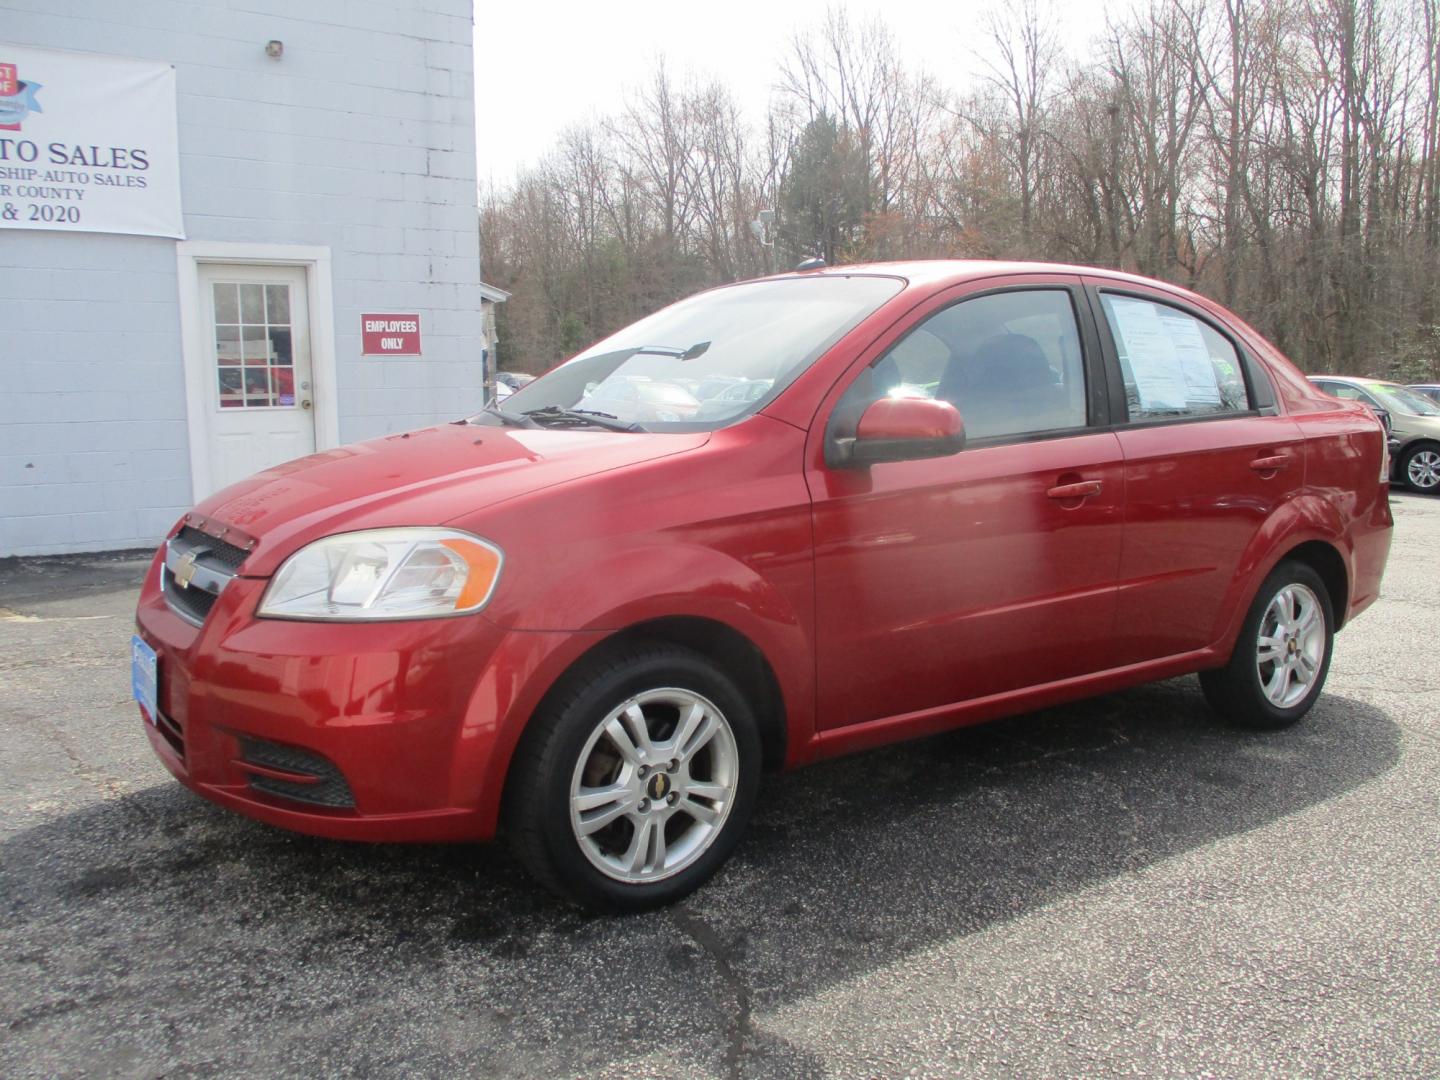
[175, 241, 339, 502]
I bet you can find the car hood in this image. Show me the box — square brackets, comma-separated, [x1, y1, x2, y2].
[189, 423, 710, 576]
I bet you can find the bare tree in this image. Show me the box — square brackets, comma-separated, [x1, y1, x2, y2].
[977, 0, 1062, 250]
[480, 1, 1440, 379]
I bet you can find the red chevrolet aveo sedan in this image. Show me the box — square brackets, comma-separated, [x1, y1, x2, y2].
[133, 261, 1392, 911]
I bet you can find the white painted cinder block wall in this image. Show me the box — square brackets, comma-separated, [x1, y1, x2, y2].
[1, 0, 482, 556]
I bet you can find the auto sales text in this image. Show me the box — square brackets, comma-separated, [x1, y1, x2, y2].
[0, 143, 151, 201]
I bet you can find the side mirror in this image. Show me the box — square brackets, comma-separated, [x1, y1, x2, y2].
[1370, 406, 1392, 433]
[830, 397, 965, 468]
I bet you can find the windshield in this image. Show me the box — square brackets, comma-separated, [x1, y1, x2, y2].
[472, 276, 903, 432]
[1366, 382, 1440, 417]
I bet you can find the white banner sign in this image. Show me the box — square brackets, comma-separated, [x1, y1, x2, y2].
[0, 44, 183, 238]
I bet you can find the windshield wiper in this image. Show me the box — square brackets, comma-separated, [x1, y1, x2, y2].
[522, 406, 647, 432]
[632, 341, 711, 361]
[480, 404, 539, 428]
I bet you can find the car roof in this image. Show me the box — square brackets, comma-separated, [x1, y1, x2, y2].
[752, 258, 1213, 300]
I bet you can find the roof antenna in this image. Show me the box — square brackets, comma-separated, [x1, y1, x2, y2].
[795, 256, 826, 271]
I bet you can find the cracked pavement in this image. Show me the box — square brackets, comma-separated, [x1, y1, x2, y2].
[2, 493, 1438, 1077]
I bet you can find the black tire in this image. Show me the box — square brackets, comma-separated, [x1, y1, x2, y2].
[1200, 560, 1334, 730]
[503, 641, 761, 912]
[1399, 443, 1440, 494]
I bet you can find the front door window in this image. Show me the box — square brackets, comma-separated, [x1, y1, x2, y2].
[831, 288, 1089, 443]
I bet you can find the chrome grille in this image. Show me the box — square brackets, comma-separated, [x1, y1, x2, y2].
[175, 525, 249, 571]
[161, 576, 218, 623]
[160, 526, 247, 626]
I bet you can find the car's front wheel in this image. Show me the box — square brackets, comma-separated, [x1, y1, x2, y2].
[1400, 443, 1440, 494]
[504, 642, 761, 912]
[1200, 560, 1334, 729]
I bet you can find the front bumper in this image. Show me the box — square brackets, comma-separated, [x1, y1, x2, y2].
[134, 550, 593, 843]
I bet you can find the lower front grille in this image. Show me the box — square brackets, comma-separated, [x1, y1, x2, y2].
[152, 710, 185, 758]
[235, 736, 356, 809]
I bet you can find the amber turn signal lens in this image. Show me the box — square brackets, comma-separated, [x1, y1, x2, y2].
[442, 537, 504, 610]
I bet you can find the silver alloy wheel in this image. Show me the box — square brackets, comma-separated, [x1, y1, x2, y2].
[1255, 583, 1326, 708]
[568, 687, 739, 884]
[1407, 449, 1440, 490]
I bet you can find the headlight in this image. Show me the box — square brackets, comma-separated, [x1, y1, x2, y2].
[258, 528, 503, 621]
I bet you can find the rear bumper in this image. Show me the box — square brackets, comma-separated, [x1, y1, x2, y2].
[134, 549, 597, 843]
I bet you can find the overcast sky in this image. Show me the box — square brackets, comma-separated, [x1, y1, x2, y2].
[474, 0, 1119, 186]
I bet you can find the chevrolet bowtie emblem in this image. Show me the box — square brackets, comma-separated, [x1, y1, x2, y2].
[174, 550, 200, 589]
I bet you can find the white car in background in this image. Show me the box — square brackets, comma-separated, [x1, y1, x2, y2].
[492, 371, 536, 403]
[695, 377, 774, 420]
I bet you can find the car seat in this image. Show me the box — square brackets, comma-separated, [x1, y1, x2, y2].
[938, 333, 1072, 439]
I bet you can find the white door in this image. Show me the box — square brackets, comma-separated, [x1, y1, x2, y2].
[199, 264, 316, 492]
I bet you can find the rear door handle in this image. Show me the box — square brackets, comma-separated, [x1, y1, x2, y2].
[1249, 455, 1289, 472]
[1047, 480, 1103, 500]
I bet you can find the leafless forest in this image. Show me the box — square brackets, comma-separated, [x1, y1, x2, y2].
[481, 0, 1440, 379]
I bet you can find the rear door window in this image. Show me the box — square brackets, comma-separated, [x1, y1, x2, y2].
[1099, 294, 1250, 421]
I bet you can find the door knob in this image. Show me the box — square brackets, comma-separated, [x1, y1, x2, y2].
[300, 399, 312, 410]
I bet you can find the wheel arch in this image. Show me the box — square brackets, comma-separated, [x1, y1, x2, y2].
[1276, 538, 1351, 630]
[1211, 495, 1356, 657]
[494, 615, 791, 833]
[567, 616, 790, 772]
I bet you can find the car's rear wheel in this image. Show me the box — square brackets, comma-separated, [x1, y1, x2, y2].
[1400, 444, 1440, 493]
[504, 642, 760, 912]
[1200, 560, 1334, 730]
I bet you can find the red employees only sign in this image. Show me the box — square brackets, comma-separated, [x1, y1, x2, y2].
[361, 313, 422, 355]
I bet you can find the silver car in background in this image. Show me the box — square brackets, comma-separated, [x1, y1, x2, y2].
[1310, 376, 1440, 493]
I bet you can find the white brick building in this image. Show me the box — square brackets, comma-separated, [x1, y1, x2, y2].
[1, 1, 483, 556]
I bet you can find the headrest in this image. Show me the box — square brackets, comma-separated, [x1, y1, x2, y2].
[972, 334, 1055, 392]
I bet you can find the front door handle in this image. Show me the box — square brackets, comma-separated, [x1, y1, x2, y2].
[1047, 480, 1103, 500]
[1249, 454, 1289, 472]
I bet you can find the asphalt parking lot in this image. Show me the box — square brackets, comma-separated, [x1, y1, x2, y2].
[2, 494, 1438, 1078]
